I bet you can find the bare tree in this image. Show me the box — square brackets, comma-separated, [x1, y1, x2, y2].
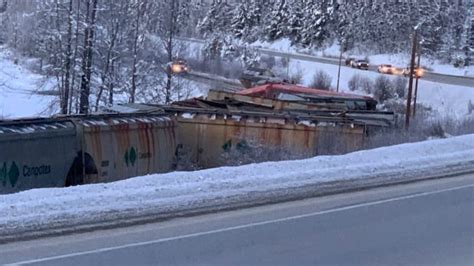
[151, 0, 188, 104]
[1, 0, 202, 113]
[95, 0, 129, 110]
[0, 0, 7, 43]
[128, 0, 148, 103]
[79, 0, 98, 114]
[310, 70, 332, 90]
[373, 76, 395, 104]
[59, 0, 74, 114]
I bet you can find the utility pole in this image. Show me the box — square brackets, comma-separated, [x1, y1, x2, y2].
[286, 46, 290, 81]
[336, 40, 346, 93]
[405, 30, 418, 129]
[413, 44, 421, 117]
[336, 49, 343, 93]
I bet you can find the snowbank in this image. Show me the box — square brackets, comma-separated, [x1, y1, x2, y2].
[1, 134, 474, 240]
[0, 46, 58, 119]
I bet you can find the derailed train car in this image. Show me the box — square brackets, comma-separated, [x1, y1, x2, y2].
[1, 83, 395, 194]
[158, 83, 393, 169]
[171, 111, 366, 168]
[0, 114, 176, 194]
[100, 83, 394, 170]
[0, 119, 78, 194]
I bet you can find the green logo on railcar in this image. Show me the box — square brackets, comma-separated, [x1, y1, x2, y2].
[129, 147, 137, 166]
[0, 162, 6, 186]
[124, 147, 138, 167]
[124, 150, 130, 167]
[8, 162, 20, 187]
[0, 161, 20, 187]
[1, 161, 51, 188]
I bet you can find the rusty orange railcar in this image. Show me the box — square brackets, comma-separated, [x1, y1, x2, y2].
[70, 115, 177, 185]
[170, 111, 366, 169]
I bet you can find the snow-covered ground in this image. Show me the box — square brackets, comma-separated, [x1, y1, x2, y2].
[1, 134, 473, 238]
[0, 46, 58, 119]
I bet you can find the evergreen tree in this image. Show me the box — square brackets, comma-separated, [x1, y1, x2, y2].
[198, 0, 232, 37]
[287, 0, 304, 45]
[438, 5, 466, 62]
[231, 1, 250, 39]
[245, 0, 265, 42]
[300, 0, 334, 48]
[334, 1, 356, 51]
[265, 0, 289, 42]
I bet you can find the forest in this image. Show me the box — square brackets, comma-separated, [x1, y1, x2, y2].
[0, 0, 471, 114]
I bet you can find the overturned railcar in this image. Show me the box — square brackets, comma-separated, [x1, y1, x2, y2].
[0, 114, 176, 194]
[162, 85, 394, 169]
[68, 115, 176, 185]
[102, 83, 394, 169]
[171, 110, 366, 169]
[0, 119, 78, 194]
[1, 82, 395, 193]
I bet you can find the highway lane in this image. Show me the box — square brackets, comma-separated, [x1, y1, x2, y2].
[184, 71, 241, 89]
[1, 174, 473, 266]
[422, 72, 474, 87]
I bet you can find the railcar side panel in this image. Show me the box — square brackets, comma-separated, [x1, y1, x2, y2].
[78, 116, 176, 184]
[175, 114, 365, 169]
[0, 121, 78, 194]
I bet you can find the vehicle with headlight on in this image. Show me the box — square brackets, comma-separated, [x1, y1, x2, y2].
[351, 60, 369, 70]
[403, 66, 424, 78]
[377, 64, 396, 75]
[345, 57, 356, 66]
[167, 59, 189, 74]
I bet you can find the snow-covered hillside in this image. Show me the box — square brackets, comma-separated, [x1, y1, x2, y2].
[0, 47, 57, 119]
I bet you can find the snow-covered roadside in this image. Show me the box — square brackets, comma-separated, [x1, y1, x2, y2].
[0, 46, 58, 119]
[1, 135, 473, 240]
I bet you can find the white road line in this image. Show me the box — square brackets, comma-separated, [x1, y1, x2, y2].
[7, 183, 474, 266]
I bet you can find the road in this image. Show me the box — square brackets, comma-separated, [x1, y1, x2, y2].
[184, 71, 241, 89]
[180, 37, 474, 88]
[1, 174, 473, 266]
[259, 48, 474, 87]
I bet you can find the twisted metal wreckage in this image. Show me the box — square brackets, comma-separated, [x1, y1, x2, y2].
[0, 82, 394, 194]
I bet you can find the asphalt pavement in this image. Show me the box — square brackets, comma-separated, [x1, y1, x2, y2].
[1, 174, 473, 266]
[184, 71, 241, 89]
